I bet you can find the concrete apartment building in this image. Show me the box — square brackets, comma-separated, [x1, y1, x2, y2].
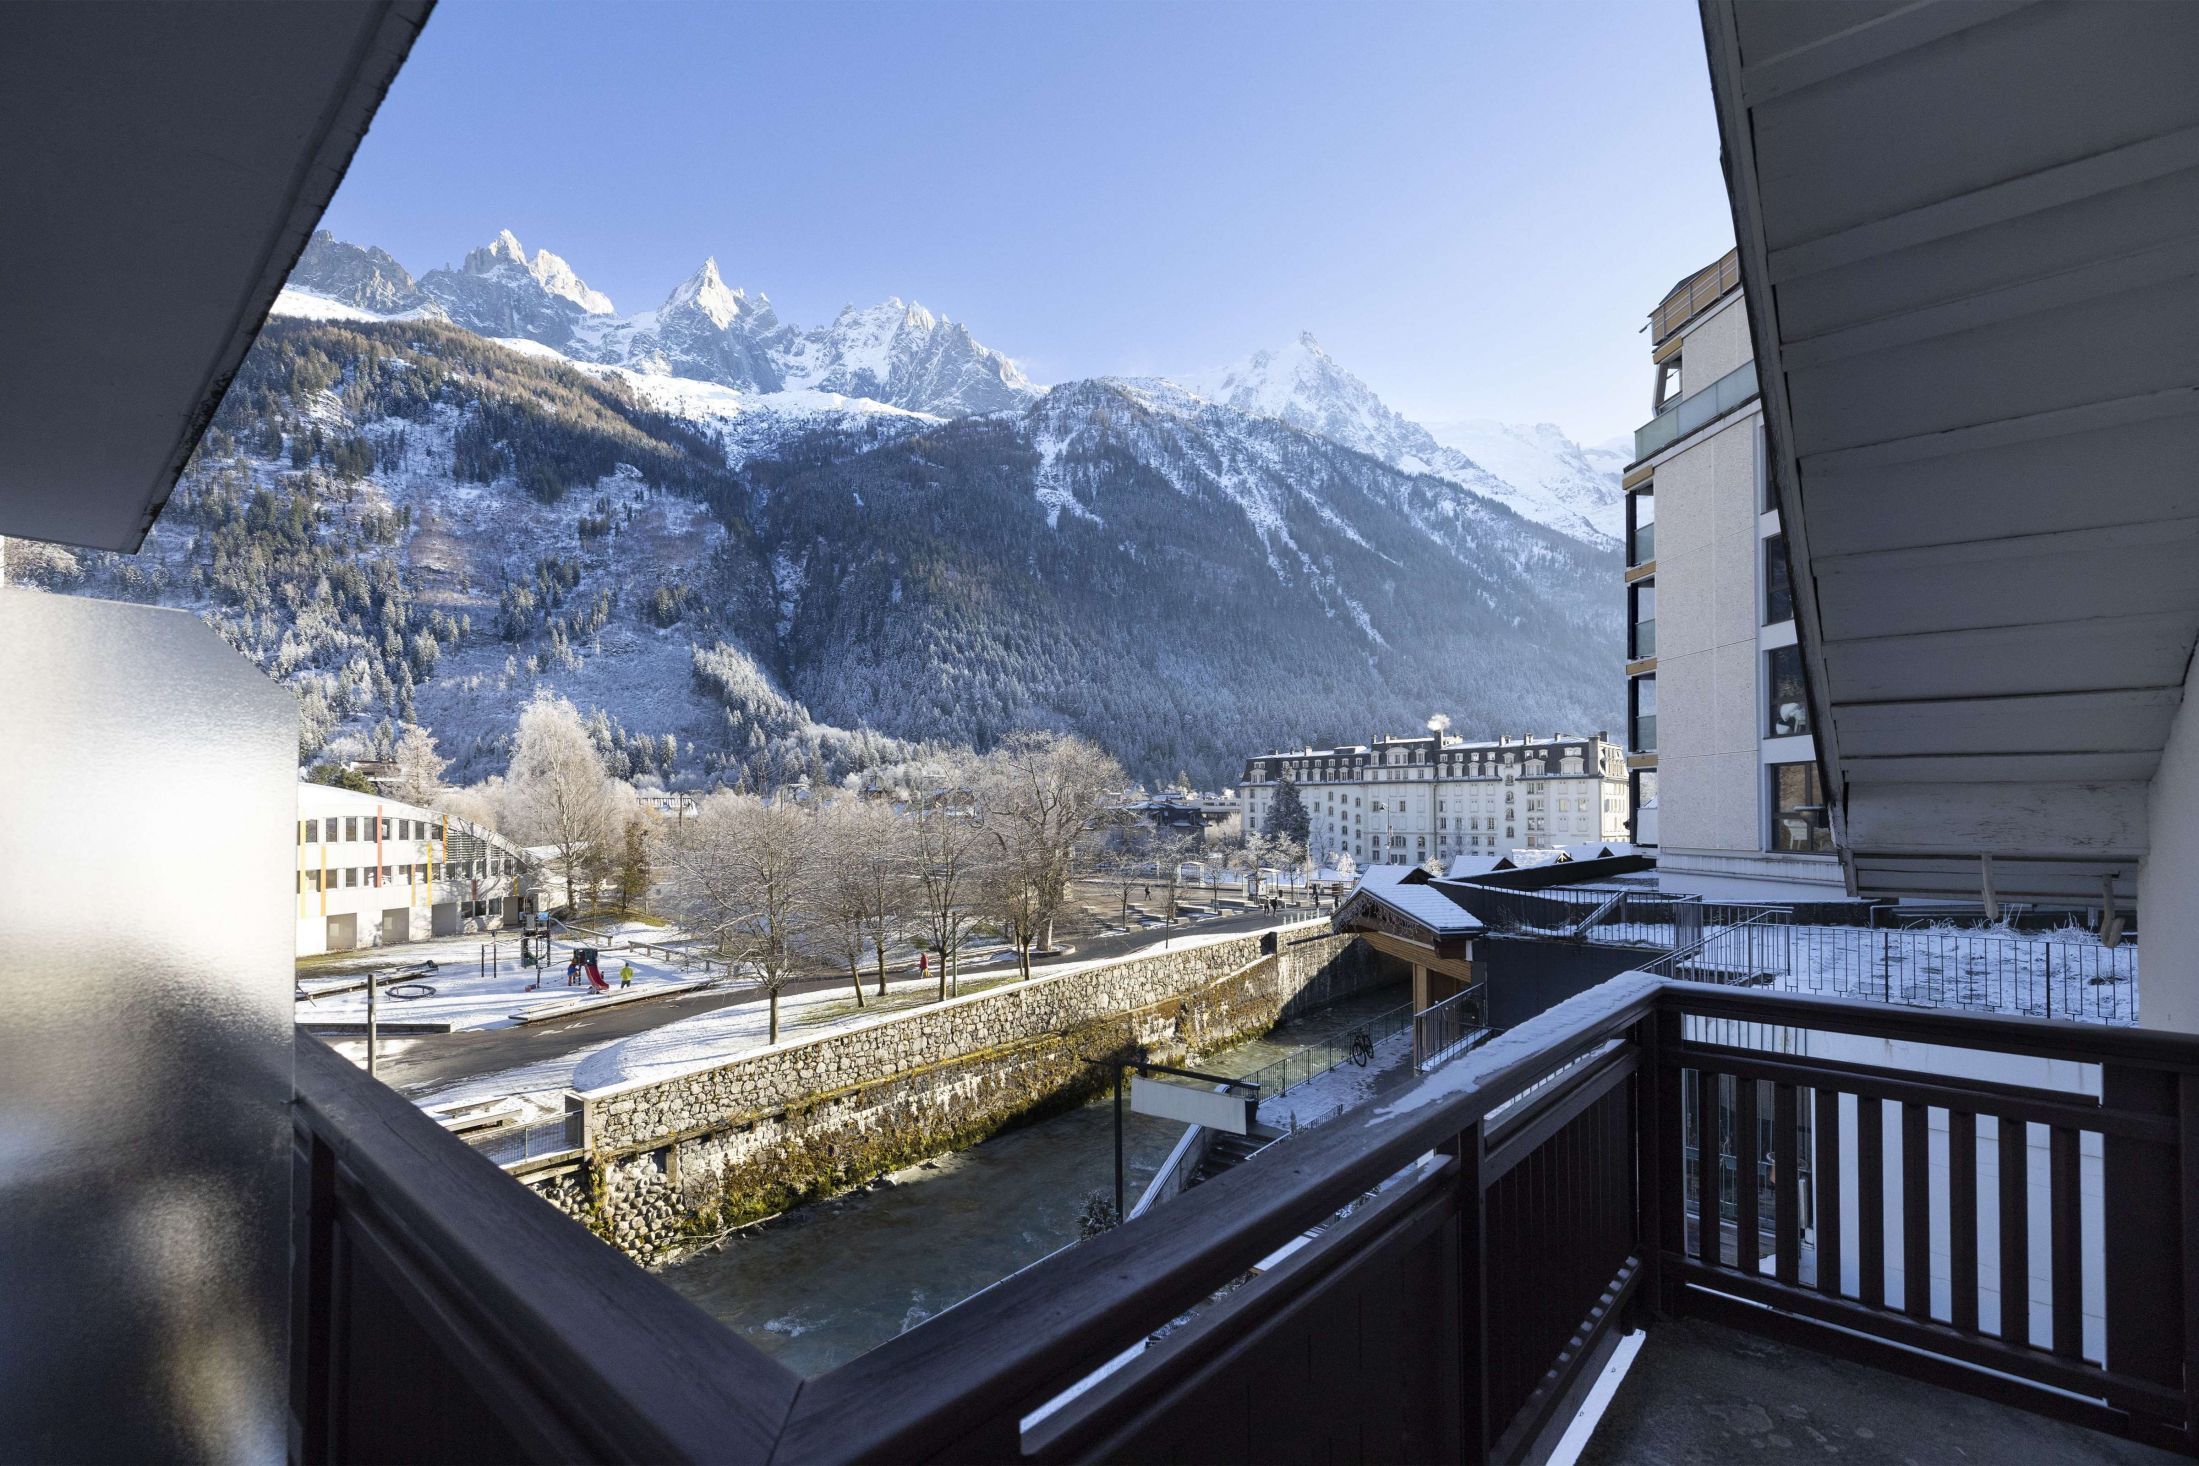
[1623, 251, 1844, 900]
[1239, 731, 1628, 869]
[296, 783, 536, 956]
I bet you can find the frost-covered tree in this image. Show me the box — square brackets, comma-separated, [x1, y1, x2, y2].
[390, 721, 449, 807]
[1268, 776, 1311, 847]
[507, 691, 614, 911]
[668, 792, 816, 1043]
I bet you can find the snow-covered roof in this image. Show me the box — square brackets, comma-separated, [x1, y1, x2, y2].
[1340, 864, 1484, 937]
[1445, 854, 1513, 880]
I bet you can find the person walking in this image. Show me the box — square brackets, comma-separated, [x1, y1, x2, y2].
[618, 960, 635, 990]
[566, 955, 581, 987]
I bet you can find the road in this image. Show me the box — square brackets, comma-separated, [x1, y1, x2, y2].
[347, 902, 1330, 1103]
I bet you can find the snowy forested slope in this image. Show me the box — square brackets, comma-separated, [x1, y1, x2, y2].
[24, 239, 1624, 787]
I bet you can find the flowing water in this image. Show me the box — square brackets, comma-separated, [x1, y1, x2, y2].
[657, 981, 1409, 1377]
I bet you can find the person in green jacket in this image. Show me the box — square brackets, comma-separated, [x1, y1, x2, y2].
[618, 960, 635, 989]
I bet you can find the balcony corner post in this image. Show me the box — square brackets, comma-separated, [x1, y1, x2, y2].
[1448, 1117, 1491, 1466]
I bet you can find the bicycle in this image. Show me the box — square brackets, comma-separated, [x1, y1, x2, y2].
[1349, 1029, 1374, 1067]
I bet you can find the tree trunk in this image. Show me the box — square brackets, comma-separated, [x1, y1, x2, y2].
[875, 943, 888, 998]
[849, 960, 865, 1006]
[937, 943, 948, 1002]
[768, 987, 780, 1045]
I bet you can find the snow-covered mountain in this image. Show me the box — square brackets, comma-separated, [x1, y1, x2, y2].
[1420, 419, 1628, 544]
[282, 230, 1622, 545]
[282, 230, 1035, 418]
[1184, 333, 1622, 545]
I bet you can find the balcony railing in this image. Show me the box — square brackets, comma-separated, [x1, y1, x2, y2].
[1634, 358, 1759, 463]
[1628, 518, 1654, 566]
[1651, 249, 1742, 346]
[1631, 618, 1657, 659]
[292, 977, 2199, 1461]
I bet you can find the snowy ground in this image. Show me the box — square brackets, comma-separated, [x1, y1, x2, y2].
[1255, 1026, 1416, 1134]
[297, 921, 711, 1032]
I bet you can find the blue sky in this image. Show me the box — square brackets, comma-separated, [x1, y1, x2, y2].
[327, 0, 1735, 444]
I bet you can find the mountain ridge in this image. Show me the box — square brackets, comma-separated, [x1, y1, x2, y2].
[283, 229, 1622, 546]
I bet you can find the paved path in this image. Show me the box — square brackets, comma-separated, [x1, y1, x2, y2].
[359, 905, 1328, 1103]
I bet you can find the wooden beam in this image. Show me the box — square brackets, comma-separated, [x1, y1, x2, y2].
[1843, 780, 2148, 860]
[1799, 386, 2199, 476]
[1770, 122, 2199, 283]
[1737, 0, 2035, 108]
[1835, 688, 2181, 759]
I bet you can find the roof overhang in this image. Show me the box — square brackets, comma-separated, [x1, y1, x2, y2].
[1702, 0, 2199, 903]
[1332, 868, 1482, 961]
[0, 1, 430, 552]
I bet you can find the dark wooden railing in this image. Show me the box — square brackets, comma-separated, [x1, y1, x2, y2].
[292, 975, 2199, 1463]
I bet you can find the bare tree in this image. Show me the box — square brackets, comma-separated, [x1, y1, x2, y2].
[612, 794, 657, 914]
[908, 758, 987, 1001]
[667, 792, 816, 1044]
[507, 692, 615, 912]
[976, 732, 1127, 964]
[390, 721, 449, 807]
[811, 796, 906, 1008]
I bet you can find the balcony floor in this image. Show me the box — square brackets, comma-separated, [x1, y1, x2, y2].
[1581, 1316, 2180, 1465]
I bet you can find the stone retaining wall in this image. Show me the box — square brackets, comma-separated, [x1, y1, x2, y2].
[522, 922, 1380, 1262]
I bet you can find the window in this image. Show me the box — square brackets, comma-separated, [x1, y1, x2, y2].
[304, 819, 318, 843]
[1768, 645, 1810, 737]
[1757, 419, 1773, 512]
[344, 817, 358, 841]
[1630, 675, 1657, 753]
[380, 818, 392, 839]
[1765, 534, 1793, 625]
[1630, 770, 1657, 838]
[1627, 487, 1655, 567]
[1770, 762, 1832, 853]
[344, 867, 358, 887]
[1654, 357, 1682, 411]
[1630, 581, 1656, 659]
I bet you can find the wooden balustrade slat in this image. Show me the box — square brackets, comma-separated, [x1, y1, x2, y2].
[1904, 1103, 1931, 1321]
[1950, 1111, 1979, 1334]
[1697, 1068, 1720, 1267]
[1736, 1079, 1761, 1275]
[1774, 1083, 1799, 1287]
[1815, 1087, 1842, 1299]
[2051, 1126, 2084, 1360]
[2001, 1117, 2032, 1348]
[1859, 1098, 1886, 1309]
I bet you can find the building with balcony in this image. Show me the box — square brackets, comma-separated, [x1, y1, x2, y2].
[1624, 249, 1844, 900]
[1239, 731, 1628, 868]
[294, 784, 537, 955]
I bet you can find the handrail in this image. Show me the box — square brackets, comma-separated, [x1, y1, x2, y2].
[290, 1035, 798, 1462]
[772, 976, 1667, 1461]
[296, 970, 2199, 1462]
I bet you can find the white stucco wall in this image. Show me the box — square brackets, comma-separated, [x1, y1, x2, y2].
[1674, 292, 1753, 391]
[2139, 651, 2199, 1032]
[1652, 409, 1765, 856]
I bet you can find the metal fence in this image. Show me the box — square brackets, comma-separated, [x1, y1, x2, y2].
[1643, 908, 2138, 1025]
[1442, 882, 1700, 951]
[462, 1111, 584, 1168]
[1412, 985, 1490, 1070]
[1240, 1001, 1416, 1102]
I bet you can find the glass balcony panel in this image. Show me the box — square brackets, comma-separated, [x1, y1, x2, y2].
[1631, 619, 1656, 659]
[1633, 359, 1759, 462]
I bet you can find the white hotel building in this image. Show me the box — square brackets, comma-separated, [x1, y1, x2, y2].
[295, 784, 536, 956]
[1239, 732, 1629, 870]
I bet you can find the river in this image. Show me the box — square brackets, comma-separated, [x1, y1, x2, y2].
[656, 980, 1409, 1377]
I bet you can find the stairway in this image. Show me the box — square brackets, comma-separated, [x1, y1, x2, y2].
[1191, 1123, 1286, 1184]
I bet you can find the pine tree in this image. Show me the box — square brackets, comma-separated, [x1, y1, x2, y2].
[1270, 776, 1311, 846]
